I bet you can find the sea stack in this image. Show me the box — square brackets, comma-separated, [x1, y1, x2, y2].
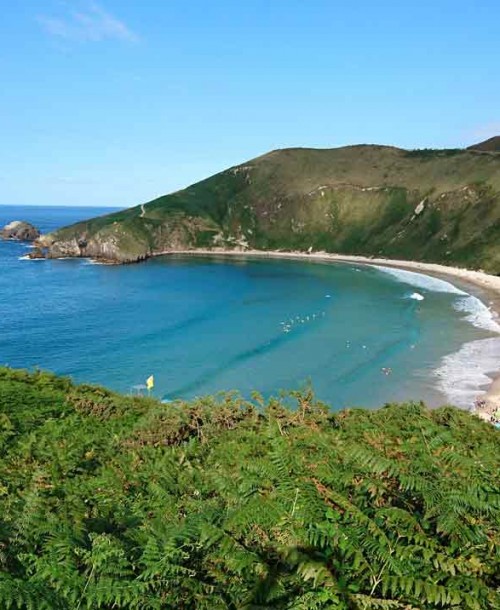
[1, 221, 40, 242]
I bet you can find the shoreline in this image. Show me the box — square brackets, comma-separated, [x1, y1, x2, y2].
[156, 248, 500, 421]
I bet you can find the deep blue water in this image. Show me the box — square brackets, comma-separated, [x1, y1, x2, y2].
[1, 205, 498, 409]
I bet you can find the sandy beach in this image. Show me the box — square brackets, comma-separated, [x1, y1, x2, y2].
[159, 248, 500, 421]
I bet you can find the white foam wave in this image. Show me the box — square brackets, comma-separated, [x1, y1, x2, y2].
[374, 265, 466, 295]
[408, 292, 424, 301]
[453, 295, 500, 333]
[18, 255, 44, 261]
[434, 337, 500, 409]
[377, 264, 500, 403]
[375, 264, 500, 333]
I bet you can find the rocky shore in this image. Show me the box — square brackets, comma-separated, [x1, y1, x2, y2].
[1, 220, 40, 241]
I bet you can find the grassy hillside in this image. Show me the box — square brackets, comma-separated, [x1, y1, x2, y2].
[0, 367, 499, 609]
[468, 136, 500, 153]
[41, 142, 500, 271]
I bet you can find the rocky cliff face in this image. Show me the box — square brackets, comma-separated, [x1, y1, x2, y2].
[44, 143, 500, 271]
[1, 221, 40, 241]
[40, 232, 147, 264]
[40, 214, 215, 263]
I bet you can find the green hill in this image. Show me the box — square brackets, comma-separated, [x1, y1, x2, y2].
[0, 367, 499, 608]
[42, 142, 500, 271]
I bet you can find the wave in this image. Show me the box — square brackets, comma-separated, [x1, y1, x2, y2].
[434, 337, 500, 409]
[82, 258, 116, 266]
[18, 255, 44, 261]
[407, 292, 425, 301]
[453, 295, 500, 333]
[375, 264, 500, 333]
[376, 264, 500, 406]
[374, 265, 467, 295]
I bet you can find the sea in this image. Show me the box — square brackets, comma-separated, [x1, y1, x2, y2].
[1, 204, 500, 410]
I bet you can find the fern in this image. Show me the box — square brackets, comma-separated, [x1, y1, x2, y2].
[0, 369, 499, 609]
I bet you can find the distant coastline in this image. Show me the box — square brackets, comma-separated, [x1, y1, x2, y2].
[156, 248, 500, 420]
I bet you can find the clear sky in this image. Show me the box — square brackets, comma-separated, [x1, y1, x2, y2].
[1, 1, 499, 207]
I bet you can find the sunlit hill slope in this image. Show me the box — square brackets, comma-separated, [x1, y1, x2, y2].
[42, 140, 500, 272]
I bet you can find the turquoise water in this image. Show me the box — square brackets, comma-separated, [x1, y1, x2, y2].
[1, 205, 499, 409]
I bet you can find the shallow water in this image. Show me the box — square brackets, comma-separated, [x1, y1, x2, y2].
[1, 205, 499, 409]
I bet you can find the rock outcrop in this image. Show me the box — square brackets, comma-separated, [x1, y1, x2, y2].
[1, 221, 40, 241]
[28, 247, 46, 259]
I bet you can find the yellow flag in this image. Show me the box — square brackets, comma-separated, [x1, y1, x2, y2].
[146, 375, 154, 391]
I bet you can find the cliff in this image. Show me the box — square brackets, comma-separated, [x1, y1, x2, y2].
[43, 141, 500, 272]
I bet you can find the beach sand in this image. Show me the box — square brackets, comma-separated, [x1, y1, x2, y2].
[158, 248, 500, 421]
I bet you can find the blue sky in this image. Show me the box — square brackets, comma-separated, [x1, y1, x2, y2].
[1, 1, 499, 207]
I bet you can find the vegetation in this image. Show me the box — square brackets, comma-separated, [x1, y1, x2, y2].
[1, 367, 499, 609]
[404, 149, 463, 159]
[42, 141, 500, 272]
[467, 137, 500, 153]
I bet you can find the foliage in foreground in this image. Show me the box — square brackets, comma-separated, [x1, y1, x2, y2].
[0, 367, 499, 609]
